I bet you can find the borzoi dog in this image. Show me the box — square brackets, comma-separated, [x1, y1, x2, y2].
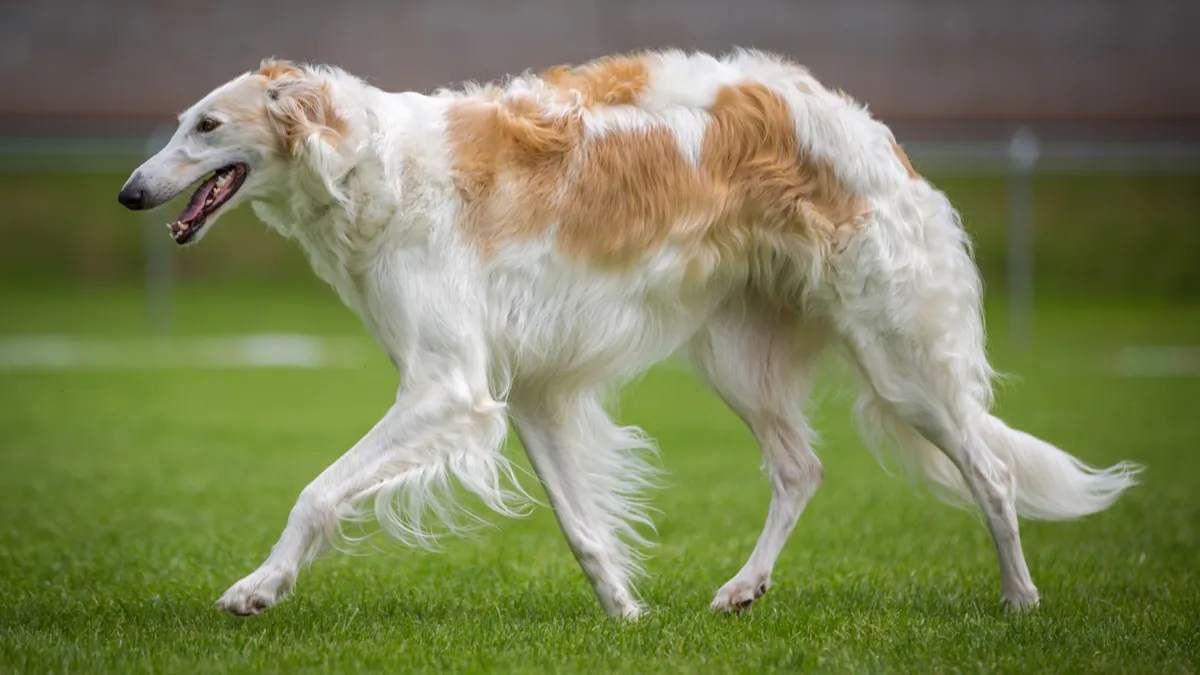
[118, 50, 1140, 618]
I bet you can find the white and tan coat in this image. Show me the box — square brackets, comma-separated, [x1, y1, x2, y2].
[120, 49, 1140, 619]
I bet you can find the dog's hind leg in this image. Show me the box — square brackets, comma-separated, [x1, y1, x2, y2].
[217, 375, 522, 616]
[687, 300, 829, 612]
[509, 390, 659, 619]
[840, 323, 1040, 610]
[830, 182, 1040, 610]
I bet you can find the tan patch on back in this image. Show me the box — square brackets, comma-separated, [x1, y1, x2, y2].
[894, 141, 919, 179]
[445, 97, 581, 255]
[447, 96, 704, 263]
[446, 80, 866, 268]
[700, 83, 866, 240]
[557, 127, 706, 261]
[542, 54, 650, 107]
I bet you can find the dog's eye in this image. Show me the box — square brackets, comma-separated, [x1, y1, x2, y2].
[196, 118, 221, 133]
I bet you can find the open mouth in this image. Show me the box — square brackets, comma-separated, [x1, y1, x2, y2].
[168, 163, 248, 244]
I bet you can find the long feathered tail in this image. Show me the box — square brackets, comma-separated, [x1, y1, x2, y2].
[861, 400, 1143, 520]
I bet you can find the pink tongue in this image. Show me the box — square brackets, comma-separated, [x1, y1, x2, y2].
[179, 174, 220, 223]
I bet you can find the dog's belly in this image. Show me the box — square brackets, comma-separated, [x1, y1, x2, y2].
[488, 252, 733, 388]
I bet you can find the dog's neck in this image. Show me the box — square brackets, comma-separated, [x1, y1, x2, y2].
[251, 162, 385, 323]
[251, 83, 448, 327]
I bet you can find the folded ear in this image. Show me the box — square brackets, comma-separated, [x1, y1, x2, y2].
[260, 60, 345, 157]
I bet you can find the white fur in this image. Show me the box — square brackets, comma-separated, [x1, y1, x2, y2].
[122, 50, 1142, 619]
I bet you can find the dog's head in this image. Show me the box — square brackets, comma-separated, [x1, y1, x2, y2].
[118, 60, 348, 245]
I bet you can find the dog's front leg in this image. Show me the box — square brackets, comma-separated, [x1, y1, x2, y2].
[217, 376, 507, 616]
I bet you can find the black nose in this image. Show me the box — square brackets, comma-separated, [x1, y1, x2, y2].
[118, 183, 147, 210]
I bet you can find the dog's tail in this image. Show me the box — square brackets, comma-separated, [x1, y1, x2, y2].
[978, 416, 1142, 519]
[860, 399, 1143, 520]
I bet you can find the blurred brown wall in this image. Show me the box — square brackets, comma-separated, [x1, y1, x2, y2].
[2, 0, 1198, 131]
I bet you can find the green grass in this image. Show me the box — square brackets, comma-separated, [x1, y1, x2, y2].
[0, 286, 1197, 673]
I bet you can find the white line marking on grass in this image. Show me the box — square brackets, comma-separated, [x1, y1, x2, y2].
[0, 335, 373, 370]
[1112, 346, 1200, 378]
[9, 337, 1196, 379]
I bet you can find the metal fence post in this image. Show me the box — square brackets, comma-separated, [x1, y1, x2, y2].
[1007, 127, 1040, 351]
[143, 125, 176, 334]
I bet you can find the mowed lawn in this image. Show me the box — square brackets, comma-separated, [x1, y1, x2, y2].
[0, 285, 1197, 673]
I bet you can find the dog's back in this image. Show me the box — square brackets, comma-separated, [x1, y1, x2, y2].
[442, 50, 910, 284]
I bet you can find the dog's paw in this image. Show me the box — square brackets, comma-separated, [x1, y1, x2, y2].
[598, 587, 643, 620]
[1003, 585, 1040, 613]
[216, 566, 296, 617]
[710, 576, 769, 613]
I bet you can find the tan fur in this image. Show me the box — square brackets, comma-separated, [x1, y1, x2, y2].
[446, 97, 577, 256]
[447, 97, 708, 263]
[258, 59, 303, 81]
[542, 55, 651, 108]
[558, 127, 707, 262]
[894, 142, 919, 179]
[700, 83, 866, 238]
[446, 66, 867, 269]
[257, 60, 346, 155]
